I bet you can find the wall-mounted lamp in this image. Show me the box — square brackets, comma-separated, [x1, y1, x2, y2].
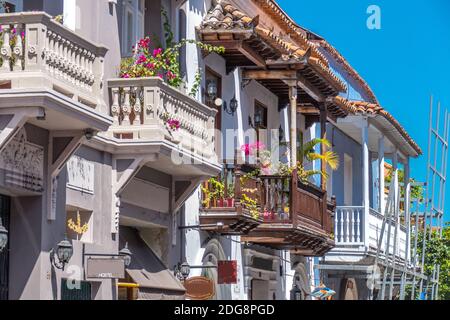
[248, 116, 255, 129]
[206, 80, 218, 101]
[119, 242, 132, 267]
[279, 125, 285, 143]
[174, 262, 191, 281]
[223, 96, 238, 116]
[0, 218, 8, 253]
[50, 237, 73, 271]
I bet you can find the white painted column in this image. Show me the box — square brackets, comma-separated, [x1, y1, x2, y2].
[378, 135, 385, 214]
[404, 157, 411, 262]
[392, 150, 400, 257]
[362, 120, 370, 247]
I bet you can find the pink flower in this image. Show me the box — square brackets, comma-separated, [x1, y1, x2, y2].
[158, 73, 164, 79]
[167, 119, 181, 131]
[241, 144, 251, 156]
[21, 31, 25, 39]
[167, 71, 176, 80]
[138, 38, 151, 49]
[121, 73, 130, 78]
[250, 141, 266, 151]
[153, 48, 163, 57]
[146, 62, 155, 69]
[136, 54, 146, 64]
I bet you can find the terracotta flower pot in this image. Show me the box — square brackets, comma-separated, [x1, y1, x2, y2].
[227, 198, 235, 208]
[217, 198, 224, 208]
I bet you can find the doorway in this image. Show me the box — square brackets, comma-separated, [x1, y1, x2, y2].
[0, 195, 11, 300]
[251, 279, 270, 300]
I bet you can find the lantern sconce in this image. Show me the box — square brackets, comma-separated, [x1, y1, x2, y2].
[49, 236, 74, 271]
[223, 96, 238, 116]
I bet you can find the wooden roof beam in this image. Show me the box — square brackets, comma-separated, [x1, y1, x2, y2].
[242, 69, 297, 80]
[295, 73, 326, 102]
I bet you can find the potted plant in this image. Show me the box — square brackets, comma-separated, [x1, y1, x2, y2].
[226, 183, 235, 207]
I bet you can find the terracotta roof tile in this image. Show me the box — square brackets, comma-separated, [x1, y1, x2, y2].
[199, 0, 346, 93]
[333, 97, 422, 155]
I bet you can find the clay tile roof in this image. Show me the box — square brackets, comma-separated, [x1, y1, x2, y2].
[315, 40, 379, 104]
[199, 0, 347, 93]
[251, 0, 379, 103]
[333, 96, 422, 156]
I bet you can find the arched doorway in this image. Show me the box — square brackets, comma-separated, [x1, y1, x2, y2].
[342, 278, 358, 300]
[201, 238, 231, 300]
[291, 262, 311, 300]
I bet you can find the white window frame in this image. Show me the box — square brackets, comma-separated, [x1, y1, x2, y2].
[0, 0, 23, 13]
[121, 0, 145, 57]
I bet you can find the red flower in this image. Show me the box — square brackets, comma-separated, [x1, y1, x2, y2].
[167, 119, 181, 131]
[153, 48, 163, 57]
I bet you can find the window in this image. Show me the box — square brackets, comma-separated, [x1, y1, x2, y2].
[0, 0, 22, 13]
[344, 154, 353, 206]
[254, 101, 268, 149]
[121, 0, 145, 56]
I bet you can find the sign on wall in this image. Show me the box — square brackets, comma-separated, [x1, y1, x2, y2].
[86, 258, 125, 279]
[183, 277, 215, 300]
[218, 260, 238, 284]
[0, 128, 44, 192]
[66, 155, 95, 194]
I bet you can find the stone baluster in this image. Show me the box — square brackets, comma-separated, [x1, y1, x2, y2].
[111, 87, 121, 125]
[12, 24, 23, 71]
[56, 35, 63, 76]
[0, 25, 11, 72]
[121, 87, 131, 126]
[67, 42, 75, 83]
[47, 31, 55, 74]
[133, 87, 142, 125]
[75, 47, 82, 87]
[62, 39, 69, 80]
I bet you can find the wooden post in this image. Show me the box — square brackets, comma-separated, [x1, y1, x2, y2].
[320, 103, 328, 191]
[291, 169, 298, 226]
[289, 84, 298, 167]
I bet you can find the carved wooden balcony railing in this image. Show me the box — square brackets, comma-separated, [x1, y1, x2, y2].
[107, 77, 217, 162]
[199, 165, 264, 234]
[0, 12, 107, 109]
[242, 170, 336, 256]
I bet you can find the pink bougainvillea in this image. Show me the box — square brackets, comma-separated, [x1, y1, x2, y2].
[240, 141, 266, 156]
[167, 119, 181, 131]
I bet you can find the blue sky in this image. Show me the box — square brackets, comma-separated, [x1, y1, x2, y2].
[277, 0, 450, 221]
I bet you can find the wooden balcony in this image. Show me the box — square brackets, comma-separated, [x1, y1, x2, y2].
[199, 165, 263, 235]
[242, 170, 336, 256]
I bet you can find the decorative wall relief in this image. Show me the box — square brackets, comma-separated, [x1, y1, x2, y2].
[66, 155, 94, 194]
[0, 128, 44, 192]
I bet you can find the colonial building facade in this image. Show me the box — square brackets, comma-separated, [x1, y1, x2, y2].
[0, 0, 421, 300]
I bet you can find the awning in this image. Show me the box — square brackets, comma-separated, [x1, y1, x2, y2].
[119, 226, 186, 300]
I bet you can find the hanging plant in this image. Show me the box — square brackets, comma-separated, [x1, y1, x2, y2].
[119, 9, 225, 97]
[167, 118, 181, 131]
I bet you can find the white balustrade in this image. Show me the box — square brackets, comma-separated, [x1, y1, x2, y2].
[335, 206, 408, 261]
[108, 77, 217, 161]
[0, 12, 107, 108]
[335, 206, 364, 245]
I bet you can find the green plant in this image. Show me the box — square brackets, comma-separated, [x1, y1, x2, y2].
[241, 193, 259, 220]
[201, 177, 225, 206]
[385, 168, 424, 202]
[297, 138, 339, 184]
[405, 223, 450, 300]
[119, 9, 224, 96]
[226, 183, 235, 199]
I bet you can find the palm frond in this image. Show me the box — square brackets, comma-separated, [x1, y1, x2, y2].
[307, 151, 340, 170]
